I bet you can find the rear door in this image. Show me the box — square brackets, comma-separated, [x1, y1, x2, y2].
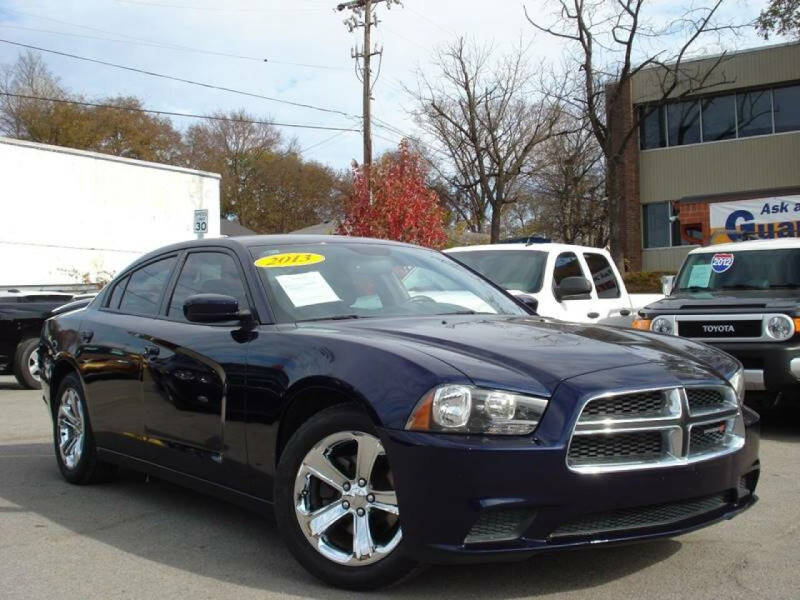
[551, 252, 596, 323]
[136, 249, 254, 487]
[80, 255, 178, 455]
[582, 252, 632, 326]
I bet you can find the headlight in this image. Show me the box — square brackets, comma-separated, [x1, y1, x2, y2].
[728, 367, 745, 404]
[651, 316, 674, 335]
[405, 384, 549, 435]
[766, 315, 794, 340]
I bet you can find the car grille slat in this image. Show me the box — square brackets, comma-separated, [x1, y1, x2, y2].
[568, 432, 663, 464]
[550, 493, 729, 538]
[581, 391, 666, 418]
[690, 420, 728, 454]
[686, 388, 726, 413]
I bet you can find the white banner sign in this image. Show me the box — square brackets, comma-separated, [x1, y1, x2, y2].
[709, 195, 800, 243]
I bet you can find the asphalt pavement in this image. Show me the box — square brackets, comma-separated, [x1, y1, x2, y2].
[1, 375, 798, 600]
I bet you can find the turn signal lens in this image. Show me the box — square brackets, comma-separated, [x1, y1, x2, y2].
[632, 319, 652, 331]
[794, 318, 800, 335]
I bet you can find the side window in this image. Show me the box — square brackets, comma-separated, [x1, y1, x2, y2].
[118, 256, 177, 316]
[583, 253, 621, 299]
[106, 276, 128, 309]
[553, 253, 585, 286]
[168, 252, 249, 321]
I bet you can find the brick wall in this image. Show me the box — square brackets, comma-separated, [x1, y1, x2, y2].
[676, 201, 710, 245]
[606, 79, 642, 271]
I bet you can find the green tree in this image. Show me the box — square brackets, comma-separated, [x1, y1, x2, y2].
[757, 0, 800, 39]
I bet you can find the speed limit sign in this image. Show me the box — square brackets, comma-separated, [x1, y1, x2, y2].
[194, 209, 209, 239]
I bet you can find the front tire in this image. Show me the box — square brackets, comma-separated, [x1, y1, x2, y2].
[274, 404, 419, 590]
[13, 338, 42, 390]
[53, 374, 116, 484]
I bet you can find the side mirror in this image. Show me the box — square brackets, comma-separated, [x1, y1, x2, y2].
[184, 294, 245, 323]
[661, 275, 676, 296]
[517, 295, 539, 314]
[556, 276, 593, 301]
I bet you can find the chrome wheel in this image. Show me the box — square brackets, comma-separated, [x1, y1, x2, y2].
[294, 431, 402, 566]
[57, 388, 85, 470]
[27, 347, 41, 382]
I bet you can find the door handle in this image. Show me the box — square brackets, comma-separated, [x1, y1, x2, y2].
[79, 330, 93, 343]
[143, 345, 160, 359]
[620, 309, 631, 317]
[587, 312, 600, 319]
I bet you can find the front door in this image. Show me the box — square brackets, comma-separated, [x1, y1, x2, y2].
[552, 251, 596, 323]
[137, 249, 253, 488]
[582, 252, 630, 326]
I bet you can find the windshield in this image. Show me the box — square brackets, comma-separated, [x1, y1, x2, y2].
[250, 243, 527, 322]
[675, 248, 800, 292]
[447, 250, 547, 294]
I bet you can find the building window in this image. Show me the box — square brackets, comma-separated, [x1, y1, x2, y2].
[643, 202, 681, 249]
[737, 90, 773, 137]
[637, 82, 800, 151]
[639, 105, 666, 149]
[667, 100, 701, 146]
[701, 95, 736, 141]
[773, 84, 800, 133]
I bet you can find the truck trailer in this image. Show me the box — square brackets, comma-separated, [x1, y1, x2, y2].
[0, 136, 221, 290]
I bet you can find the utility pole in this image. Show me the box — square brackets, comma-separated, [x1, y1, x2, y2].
[336, 0, 401, 175]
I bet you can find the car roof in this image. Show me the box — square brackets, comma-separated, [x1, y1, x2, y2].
[689, 239, 800, 254]
[445, 242, 611, 255]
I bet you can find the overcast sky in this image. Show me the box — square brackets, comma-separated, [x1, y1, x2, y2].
[0, 0, 776, 171]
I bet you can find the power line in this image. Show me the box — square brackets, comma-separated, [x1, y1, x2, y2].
[114, 0, 327, 13]
[0, 93, 361, 132]
[0, 38, 359, 119]
[300, 130, 351, 153]
[0, 23, 347, 70]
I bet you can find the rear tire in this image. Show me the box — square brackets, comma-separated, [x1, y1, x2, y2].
[53, 373, 117, 485]
[13, 338, 42, 390]
[274, 404, 420, 590]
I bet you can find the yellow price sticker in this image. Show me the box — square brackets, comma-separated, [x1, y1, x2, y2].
[254, 253, 326, 268]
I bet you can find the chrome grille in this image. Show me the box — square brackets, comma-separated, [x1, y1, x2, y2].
[581, 391, 666, 418]
[568, 386, 744, 473]
[550, 494, 729, 538]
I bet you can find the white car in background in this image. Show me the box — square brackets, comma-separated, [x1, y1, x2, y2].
[445, 243, 663, 326]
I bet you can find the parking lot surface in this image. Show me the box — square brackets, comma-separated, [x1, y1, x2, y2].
[0, 375, 798, 600]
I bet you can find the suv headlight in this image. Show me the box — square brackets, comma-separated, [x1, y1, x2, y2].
[766, 315, 794, 340]
[406, 384, 549, 435]
[651, 316, 674, 335]
[728, 367, 745, 404]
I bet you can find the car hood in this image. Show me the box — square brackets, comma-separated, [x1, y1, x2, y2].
[646, 289, 800, 314]
[297, 315, 734, 397]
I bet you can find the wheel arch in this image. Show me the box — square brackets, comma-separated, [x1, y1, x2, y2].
[48, 356, 84, 417]
[275, 376, 382, 465]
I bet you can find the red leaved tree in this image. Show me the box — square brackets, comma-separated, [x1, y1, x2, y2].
[338, 140, 447, 249]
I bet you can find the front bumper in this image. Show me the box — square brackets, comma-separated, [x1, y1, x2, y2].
[382, 410, 760, 564]
[705, 340, 800, 394]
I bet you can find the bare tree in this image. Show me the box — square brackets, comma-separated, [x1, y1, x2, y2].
[526, 0, 743, 267]
[532, 114, 609, 247]
[410, 39, 563, 242]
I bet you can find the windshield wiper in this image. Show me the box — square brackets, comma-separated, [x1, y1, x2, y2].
[719, 284, 765, 290]
[678, 286, 708, 292]
[768, 284, 800, 289]
[298, 314, 367, 323]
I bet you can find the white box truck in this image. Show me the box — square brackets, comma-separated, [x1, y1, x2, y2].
[0, 136, 221, 290]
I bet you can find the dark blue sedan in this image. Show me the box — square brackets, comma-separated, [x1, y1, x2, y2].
[39, 236, 759, 589]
